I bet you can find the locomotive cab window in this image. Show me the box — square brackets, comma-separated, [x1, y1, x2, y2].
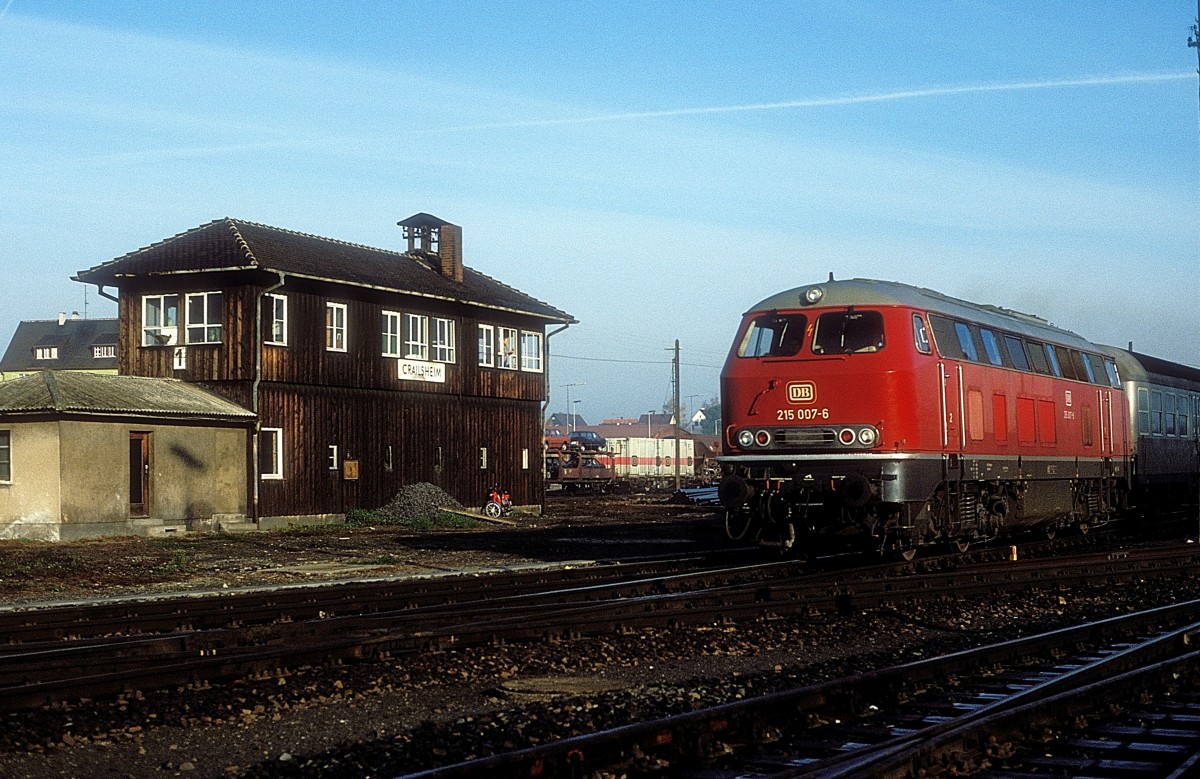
[812, 310, 884, 354]
[737, 313, 807, 358]
[912, 315, 931, 354]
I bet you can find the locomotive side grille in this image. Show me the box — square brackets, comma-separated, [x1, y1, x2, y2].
[774, 428, 837, 446]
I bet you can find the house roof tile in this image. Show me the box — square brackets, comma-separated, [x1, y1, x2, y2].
[72, 218, 576, 324]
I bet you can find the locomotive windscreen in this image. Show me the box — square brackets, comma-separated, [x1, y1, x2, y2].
[737, 313, 807, 358]
[812, 310, 885, 354]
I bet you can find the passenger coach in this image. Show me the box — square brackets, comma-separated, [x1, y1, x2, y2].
[718, 277, 1136, 558]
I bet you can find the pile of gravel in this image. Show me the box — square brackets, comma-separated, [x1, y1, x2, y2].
[375, 482, 464, 523]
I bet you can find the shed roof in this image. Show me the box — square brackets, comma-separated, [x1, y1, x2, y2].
[0, 318, 118, 373]
[72, 218, 575, 324]
[0, 371, 255, 422]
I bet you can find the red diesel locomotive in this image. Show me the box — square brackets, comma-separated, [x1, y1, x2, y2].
[717, 277, 1200, 558]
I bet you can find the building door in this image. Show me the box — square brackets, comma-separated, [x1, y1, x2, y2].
[129, 432, 151, 517]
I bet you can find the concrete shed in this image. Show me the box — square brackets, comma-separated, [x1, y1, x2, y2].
[0, 371, 255, 541]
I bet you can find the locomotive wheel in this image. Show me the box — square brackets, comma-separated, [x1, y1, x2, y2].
[725, 509, 754, 541]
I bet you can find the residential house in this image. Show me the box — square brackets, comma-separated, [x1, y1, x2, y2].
[0, 371, 255, 541]
[0, 314, 118, 381]
[72, 214, 575, 523]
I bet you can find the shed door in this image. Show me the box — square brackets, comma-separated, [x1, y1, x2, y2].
[129, 432, 151, 517]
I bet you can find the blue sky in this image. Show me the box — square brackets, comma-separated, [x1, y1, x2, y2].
[1, 1, 1197, 424]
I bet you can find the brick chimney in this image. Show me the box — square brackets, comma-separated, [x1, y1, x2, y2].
[398, 213, 463, 283]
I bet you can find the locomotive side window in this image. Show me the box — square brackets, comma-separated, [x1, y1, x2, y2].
[953, 322, 979, 362]
[1025, 340, 1051, 374]
[1070, 350, 1096, 384]
[737, 313, 808, 358]
[1043, 344, 1065, 378]
[1004, 335, 1031, 372]
[912, 315, 931, 354]
[812, 310, 884, 354]
[927, 315, 962, 359]
[1103, 359, 1121, 388]
[979, 328, 1006, 367]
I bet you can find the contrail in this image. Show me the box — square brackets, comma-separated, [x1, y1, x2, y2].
[0, 0, 14, 24]
[439, 73, 1193, 132]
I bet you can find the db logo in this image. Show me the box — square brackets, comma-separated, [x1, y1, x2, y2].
[787, 381, 816, 404]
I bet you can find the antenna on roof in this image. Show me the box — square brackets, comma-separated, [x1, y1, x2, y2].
[828, 272, 835, 282]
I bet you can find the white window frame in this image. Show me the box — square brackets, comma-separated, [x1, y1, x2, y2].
[404, 313, 429, 360]
[92, 345, 116, 359]
[520, 330, 544, 373]
[382, 310, 402, 357]
[260, 427, 283, 480]
[326, 302, 347, 352]
[142, 294, 180, 346]
[34, 347, 59, 360]
[265, 293, 288, 346]
[498, 326, 518, 370]
[185, 291, 223, 344]
[478, 324, 494, 367]
[328, 445, 339, 471]
[480, 447, 488, 470]
[0, 429, 10, 483]
[431, 317, 456, 363]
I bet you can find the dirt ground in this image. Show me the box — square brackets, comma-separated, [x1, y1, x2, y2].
[0, 494, 723, 606]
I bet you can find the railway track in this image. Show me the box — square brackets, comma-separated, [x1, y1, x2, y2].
[1, 542, 1196, 719]
[398, 598, 1200, 778]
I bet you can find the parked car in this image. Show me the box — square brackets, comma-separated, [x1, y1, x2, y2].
[566, 430, 607, 450]
[544, 428, 568, 450]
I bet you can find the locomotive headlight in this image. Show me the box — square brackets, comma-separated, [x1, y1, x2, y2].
[754, 429, 772, 447]
[737, 429, 755, 448]
[838, 428, 856, 445]
[802, 286, 824, 305]
[857, 426, 879, 447]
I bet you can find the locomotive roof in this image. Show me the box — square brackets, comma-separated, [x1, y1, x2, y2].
[747, 278, 1097, 349]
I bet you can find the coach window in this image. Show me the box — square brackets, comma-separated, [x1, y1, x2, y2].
[1150, 390, 1163, 435]
[912, 315, 931, 354]
[813, 310, 884, 354]
[1165, 394, 1176, 436]
[738, 313, 807, 357]
[1004, 335, 1031, 372]
[1180, 397, 1190, 438]
[979, 329, 1005, 367]
[1043, 345, 1065, 378]
[1025, 340, 1050, 374]
[1137, 388, 1150, 434]
[953, 322, 979, 362]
